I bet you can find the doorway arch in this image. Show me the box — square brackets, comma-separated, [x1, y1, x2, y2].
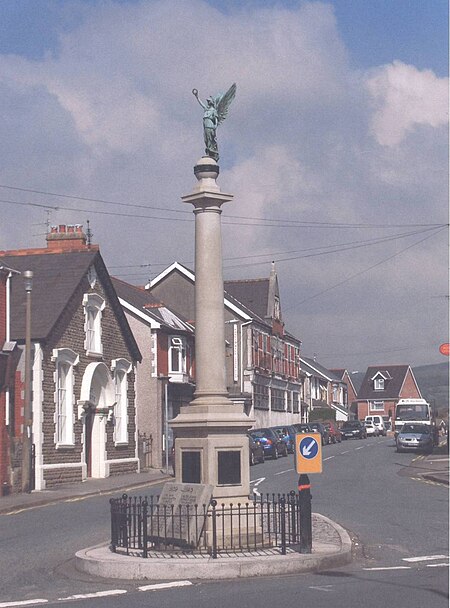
[79, 362, 115, 478]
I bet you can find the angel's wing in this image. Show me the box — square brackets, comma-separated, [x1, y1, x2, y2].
[215, 83, 237, 125]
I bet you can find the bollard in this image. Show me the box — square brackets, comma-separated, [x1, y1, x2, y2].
[298, 474, 312, 554]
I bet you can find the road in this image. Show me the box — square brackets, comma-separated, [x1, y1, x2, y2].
[0, 436, 448, 607]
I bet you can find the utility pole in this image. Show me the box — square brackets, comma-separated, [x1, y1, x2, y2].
[21, 270, 33, 493]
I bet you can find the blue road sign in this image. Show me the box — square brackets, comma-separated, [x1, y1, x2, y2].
[299, 436, 319, 459]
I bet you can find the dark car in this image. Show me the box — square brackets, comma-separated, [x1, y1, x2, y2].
[324, 421, 342, 443]
[292, 423, 312, 434]
[248, 435, 265, 465]
[271, 425, 297, 453]
[249, 428, 288, 459]
[307, 422, 330, 445]
[396, 423, 433, 453]
[340, 420, 367, 440]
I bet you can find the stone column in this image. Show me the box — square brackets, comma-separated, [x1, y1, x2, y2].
[170, 157, 254, 502]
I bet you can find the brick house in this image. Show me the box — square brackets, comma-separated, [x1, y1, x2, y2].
[355, 365, 422, 421]
[111, 277, 195, 470]
[148, 262, 305, 428]
[0, 226, 141, 491]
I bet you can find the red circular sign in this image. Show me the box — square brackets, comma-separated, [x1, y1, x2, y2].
[439, 343, 450, 356]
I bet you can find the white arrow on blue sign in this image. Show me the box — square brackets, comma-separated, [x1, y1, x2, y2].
[299, 436, 319, 459]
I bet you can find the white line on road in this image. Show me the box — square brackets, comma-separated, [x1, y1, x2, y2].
[58, 590, 127, 601]
[323, 456, 335, 461]
[355, 446, 366, 450]
[363, 566, 411, 571]
[426, 563, 449, 568]
[0, 601, 48, 608]
[403, 555, 449, 563]
[139, 581, 193, 591]
[341, 451, 350, 454]
[309, 585, 333, 591]
[274, 469, 293, 475]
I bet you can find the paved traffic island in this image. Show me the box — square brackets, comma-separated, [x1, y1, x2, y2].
[75, 513, 352, 581]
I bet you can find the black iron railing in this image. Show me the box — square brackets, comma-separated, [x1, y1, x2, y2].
[110, 491, 305, 559]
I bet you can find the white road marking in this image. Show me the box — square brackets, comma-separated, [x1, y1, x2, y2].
[0, 601, 48, 608]
[426, 563, 449, 568]
[250, 476, 265, 496]
[323, 456, 335, 461]
[341, 450, 350, 454]
[363, 566, 411, 571]
[139, 581, 193, 591]
[309, 585, 333, 591]
[58, 590, 127, 600]
[403, 555, 448, 563]
[274, 469, 292, 475]
[355, 446, 366, 450]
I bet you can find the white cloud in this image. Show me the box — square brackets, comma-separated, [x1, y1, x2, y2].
[366, 60, 449, 146]
[0, 0, 447, 370]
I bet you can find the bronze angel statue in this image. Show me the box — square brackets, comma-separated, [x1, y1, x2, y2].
[192, 83, 237, 161]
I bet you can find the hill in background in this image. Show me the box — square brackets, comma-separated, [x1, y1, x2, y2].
[413, 362, 449, 417]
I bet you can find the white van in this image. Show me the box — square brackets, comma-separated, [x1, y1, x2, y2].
[364, 415, 386, 436]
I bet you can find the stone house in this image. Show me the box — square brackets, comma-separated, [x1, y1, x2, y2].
[111, 277, 195, 470]
[0, 226, 141, 491]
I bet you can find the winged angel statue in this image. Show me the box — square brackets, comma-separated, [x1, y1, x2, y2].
[192, 83, 237, 161]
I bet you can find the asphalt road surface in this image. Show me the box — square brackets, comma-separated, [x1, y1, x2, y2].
[0, 436, 448, 607]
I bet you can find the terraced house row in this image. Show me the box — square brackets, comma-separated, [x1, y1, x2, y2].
[1, 224, 420, 494]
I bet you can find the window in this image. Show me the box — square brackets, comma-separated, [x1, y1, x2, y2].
[371, 400, 385, 411]
[292, 392, 300, 414]
[169, 336, 186, 375]
[254, 382, 269, 410]
[111, 359, 132, 444]
[374, 378, 384, 391]
[83, 293, 105, 356]
[52, 348, 79, 447]
[271, 388, 285, 412]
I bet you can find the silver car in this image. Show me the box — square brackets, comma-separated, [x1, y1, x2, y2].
[396, 423, 433, 453]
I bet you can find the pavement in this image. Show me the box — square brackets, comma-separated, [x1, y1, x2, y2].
[1, 444, 447, 581]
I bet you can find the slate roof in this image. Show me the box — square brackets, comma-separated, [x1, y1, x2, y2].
[301, 356, 342, 382]
[224, 278, 270, 320]
[0, 249, 141, 361]
[111, 277, 194, 333]
[356, 365, 411, 400]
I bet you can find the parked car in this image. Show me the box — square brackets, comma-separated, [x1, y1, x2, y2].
[324, 421, 342, 443]
[249, 428, 288, 459]
[396, 423, 433, 453]
[292, 423, 312, 434]
[248, 435, 265, 465]
[307, 422, 330, 445]
[271, 425, 297, 453]
[365, 415, 386, 436]
[364, 421, 379, 437]
[340, 420, 367, 440]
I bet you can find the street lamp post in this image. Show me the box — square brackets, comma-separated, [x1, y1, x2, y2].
[22, 270, 33, 493]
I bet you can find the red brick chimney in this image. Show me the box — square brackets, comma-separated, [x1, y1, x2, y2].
[46, 225, 88, 251]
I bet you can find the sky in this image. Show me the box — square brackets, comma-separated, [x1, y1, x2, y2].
[0, 0, 448, 373]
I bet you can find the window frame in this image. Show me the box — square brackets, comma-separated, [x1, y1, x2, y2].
[111, 358, 132, 445]
[52, 348, 79, 448]
[83, 293, 105, 356]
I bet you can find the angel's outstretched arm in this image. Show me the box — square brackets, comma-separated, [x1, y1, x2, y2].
[192, 89, 207, 110]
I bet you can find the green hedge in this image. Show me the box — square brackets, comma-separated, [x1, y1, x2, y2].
[309, 408, 336, 422]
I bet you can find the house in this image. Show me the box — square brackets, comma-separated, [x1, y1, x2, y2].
[300, 357, 349, 421]
[355, 365, 422, 421]
[111, 277, 195, 470]
[148, 262, 305, 428]
[0, 225, 141, 491]
[330, 369, 358, 413]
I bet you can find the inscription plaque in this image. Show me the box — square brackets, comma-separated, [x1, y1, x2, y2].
[149, 482, 214, 547]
